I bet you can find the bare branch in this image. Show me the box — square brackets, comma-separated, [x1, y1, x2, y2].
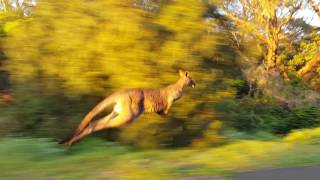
[278, 2, 303, 33]
[223, 10, 268, 44]
[309, 0, 320, 18]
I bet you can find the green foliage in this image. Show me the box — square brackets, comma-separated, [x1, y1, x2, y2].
[0, 0, 240, 148]
[216, 97, 320, 134]
[192, 120, 225, 148]
[0, 89, 98, 138]
[3, 135, 320, 178]
[288, 32, 320, 71]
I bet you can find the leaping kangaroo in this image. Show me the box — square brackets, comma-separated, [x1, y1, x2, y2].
[62, 70, 196, 147]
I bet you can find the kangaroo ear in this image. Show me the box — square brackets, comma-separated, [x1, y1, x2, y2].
[185, 71, 189, 77]
[179, 69, 185, 77]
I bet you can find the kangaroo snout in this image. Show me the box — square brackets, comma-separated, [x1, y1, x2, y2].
[191, 80, 196, 88]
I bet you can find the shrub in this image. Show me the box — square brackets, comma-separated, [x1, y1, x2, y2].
[216, 97, 320, 134]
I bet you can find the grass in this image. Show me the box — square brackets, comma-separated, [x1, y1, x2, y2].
[2, 128, 320, 179]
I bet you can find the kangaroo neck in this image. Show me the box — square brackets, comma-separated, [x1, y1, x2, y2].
[163, 78, 185, 100]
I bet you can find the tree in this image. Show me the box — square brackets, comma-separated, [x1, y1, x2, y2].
[0, 0, 34, 15]
[0, 0, 34, 104]
[292, 0, 320, 91]
[293, 32, 320, 91]
[309, 0, 320, 18]
[220, 0, 304, 76]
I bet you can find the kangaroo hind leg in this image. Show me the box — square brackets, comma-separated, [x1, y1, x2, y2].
[92, 112, 134, 131]
[66, 112, 133, 147]
[64, 110, 119, 147]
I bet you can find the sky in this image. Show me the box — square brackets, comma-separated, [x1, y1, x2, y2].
[296, 2, 320, 27]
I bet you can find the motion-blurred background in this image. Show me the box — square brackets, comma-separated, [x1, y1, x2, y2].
[0, 0, 320, 179]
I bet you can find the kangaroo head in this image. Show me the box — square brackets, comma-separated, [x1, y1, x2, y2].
[179, 69, 196, 88]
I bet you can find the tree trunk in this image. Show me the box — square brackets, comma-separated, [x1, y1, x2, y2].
[266, 41, 289, 79]
[1, 0, 8, 12]
[266, 42, 278, 71]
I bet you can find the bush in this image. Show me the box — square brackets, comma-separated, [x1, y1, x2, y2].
[191, 120, 225, 148]
[284, 127, 320, 144]
[216, 97, 320, 134]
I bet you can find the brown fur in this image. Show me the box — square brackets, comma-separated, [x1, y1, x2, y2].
[63, 70, 195, 147]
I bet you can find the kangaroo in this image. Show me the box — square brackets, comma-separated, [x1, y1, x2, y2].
[62, 70, 196, 147]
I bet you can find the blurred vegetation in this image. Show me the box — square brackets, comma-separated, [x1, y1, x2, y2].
[0, 0, 241, 149]
[2, 126, 320, 179]
[0, 0, 320, 178]
[216, 98, 320, 134]
[0, 0, 319, 150]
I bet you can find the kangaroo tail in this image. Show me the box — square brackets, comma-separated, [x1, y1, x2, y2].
[74, 95, 116, 136]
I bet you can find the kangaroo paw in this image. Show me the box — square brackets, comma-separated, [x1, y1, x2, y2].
[63, 141, 73, 148]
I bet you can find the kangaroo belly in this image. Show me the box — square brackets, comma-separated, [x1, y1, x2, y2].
[144, 101, 166, 113]
[114, 103, 122, 113]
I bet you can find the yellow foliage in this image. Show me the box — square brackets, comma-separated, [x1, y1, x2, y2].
[284, 127, 320, 143]
[156, 0, 205, 33]
[2, 0, 238, 147]
[179, 140, 292, 171]
[4, 0, 154, 94]
[3, 0, 221, 95]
